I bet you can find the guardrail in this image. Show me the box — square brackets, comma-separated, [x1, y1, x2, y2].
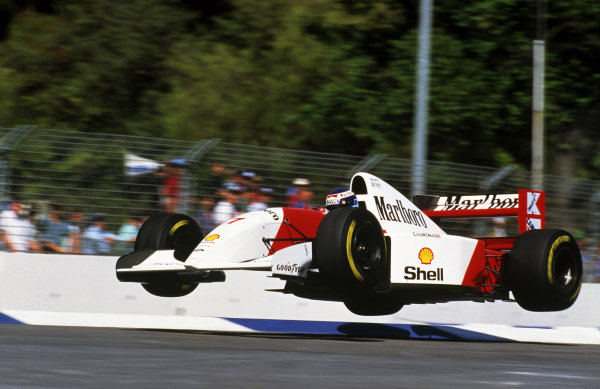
[1, 252, 599, 344]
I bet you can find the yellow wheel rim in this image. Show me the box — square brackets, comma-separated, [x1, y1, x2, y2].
[346, 220, 365, 282]
[169, 220, 189, 237]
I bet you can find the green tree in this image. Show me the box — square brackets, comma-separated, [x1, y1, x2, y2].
[0, 0, 599, 177]
[160, 0, 416, 156]
[544, 0, 600, 177]
[0, 0, 189, 134]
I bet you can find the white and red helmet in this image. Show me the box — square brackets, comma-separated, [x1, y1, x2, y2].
[325, 188, 358, 211]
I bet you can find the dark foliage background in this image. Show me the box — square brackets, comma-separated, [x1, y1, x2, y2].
[0, 0, 598, 177]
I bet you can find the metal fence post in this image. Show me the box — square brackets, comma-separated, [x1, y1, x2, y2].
[346, 154, 385, 179]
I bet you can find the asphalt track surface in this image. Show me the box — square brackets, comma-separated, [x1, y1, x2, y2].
[1, 325, 600, 388]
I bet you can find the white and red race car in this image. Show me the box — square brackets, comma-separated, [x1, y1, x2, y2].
[116, 172, 582, 315]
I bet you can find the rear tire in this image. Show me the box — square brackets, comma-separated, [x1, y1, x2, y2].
[314, 207, 387, 289]
[134, 213, 204, 297]
[509, 229, 582, 311]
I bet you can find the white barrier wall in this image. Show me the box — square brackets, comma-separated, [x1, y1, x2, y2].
[1, 253, 599, 343]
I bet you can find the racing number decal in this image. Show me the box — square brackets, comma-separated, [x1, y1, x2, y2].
[169, 220, 189, 236]
[345, 220, 365, 282]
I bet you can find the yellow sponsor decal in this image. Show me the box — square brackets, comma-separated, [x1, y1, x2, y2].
[204, 234, 220, 241]
[418, 247, 434, 265]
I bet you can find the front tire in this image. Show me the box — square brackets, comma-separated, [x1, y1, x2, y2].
[508, 229, 582, 311]
[134, 213, 203, 261]
[142, 280, 199, 298]
[129, 213, 204, 297]
[314, 207, 387, 289]
[344, 295, 403, 316]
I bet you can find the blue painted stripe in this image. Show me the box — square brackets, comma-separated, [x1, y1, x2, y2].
[225, 318, 509, 341]
[0, 312, 23, 324]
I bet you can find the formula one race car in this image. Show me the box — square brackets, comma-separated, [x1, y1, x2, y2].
[116, 172, 582, 315]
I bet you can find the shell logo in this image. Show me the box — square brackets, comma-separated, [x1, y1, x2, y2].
[204, 234, 220, 241]
[418, 247, 434, 265]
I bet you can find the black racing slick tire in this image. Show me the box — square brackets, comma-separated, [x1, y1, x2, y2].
[508, 229, 582, 312]
[134, 213, 204, 261]
[314, 207, 387, 289]
[343, 295, 403, 316]
[141, 280, 198, 298]
[133, 213, 204, 297]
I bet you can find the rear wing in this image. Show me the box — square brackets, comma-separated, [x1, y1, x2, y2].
[417, 190, 545, 234]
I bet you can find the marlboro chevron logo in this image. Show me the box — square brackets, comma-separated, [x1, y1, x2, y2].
[373, 196, 428, 228]
[434, 194, 519, 211]
[527, 192, 541, 216]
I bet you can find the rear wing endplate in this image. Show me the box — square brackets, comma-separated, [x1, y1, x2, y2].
[418, 190, 545, 233]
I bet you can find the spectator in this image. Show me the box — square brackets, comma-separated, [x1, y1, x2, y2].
[490, 217, 507, 237]
[575, 231, 595, 283]
[213, 189, 239, 225]
[160, 159, 185, 213]
[118, 214, 143, 242]
[196, 196, 216, 233]
[38, 203, 70, 253]
[231, 169, 253, 191]
[247, 187, 273, 212]
[208, 163, 227, 195]
[286, 178, 311, 207]
[141, 166, 166, 215]
[222, 169, 252, 210]
[594, 252, 600, 283]
[0, 201, 41, 252]
[295, 187, 314, 208]
[115, 214, 143, 252]
[65, 211, 84, 253]
[81, 213, 119, 254]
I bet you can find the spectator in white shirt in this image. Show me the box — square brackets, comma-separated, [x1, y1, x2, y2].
[212, 189, 239, 225]
[0, 201, 41, 252]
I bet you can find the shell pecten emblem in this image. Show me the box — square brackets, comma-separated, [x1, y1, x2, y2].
[204, 234, 220, 241]
[418, 247, 434, 265]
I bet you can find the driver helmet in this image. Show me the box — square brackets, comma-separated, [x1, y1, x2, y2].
[325, 188, 358, 211]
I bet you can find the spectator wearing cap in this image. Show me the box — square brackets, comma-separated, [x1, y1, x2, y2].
[81, 214, 119, 254]
[222, 169, 250, 193]
[247, 187, 273, 212]
[222, 169, 254, 210]
[286, 178, 313, 208]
